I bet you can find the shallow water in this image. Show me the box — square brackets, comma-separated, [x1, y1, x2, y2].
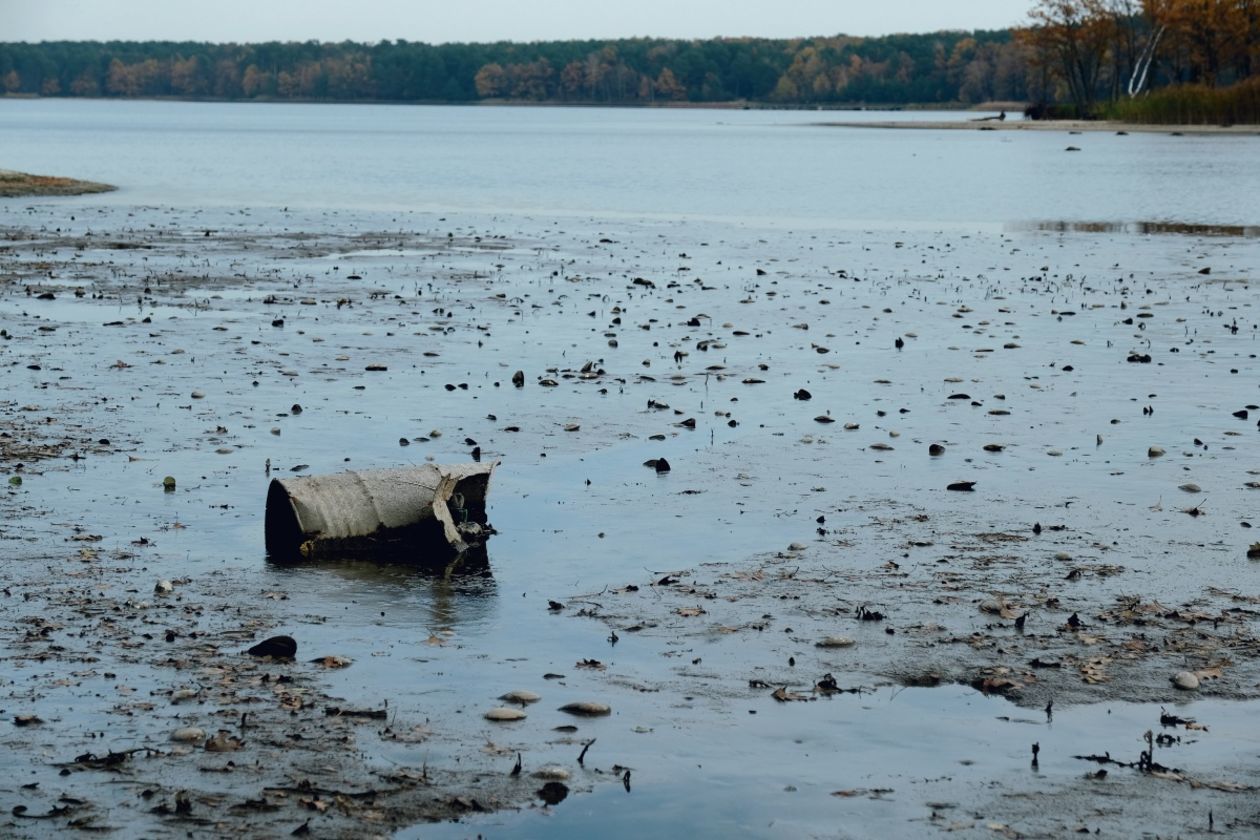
[2, 102, 1260, 836]
[2, 99, 1259, 227]
[413, 687, 1260, 839]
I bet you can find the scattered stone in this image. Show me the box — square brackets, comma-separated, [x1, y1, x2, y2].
[558, 701, 611, 717]
[247, 635, 297, 659]
[537, 781, 569, 805]
[499, 690, 542, 705]
[1172, 671, 1200, 691]
[484, 707, 527, 722]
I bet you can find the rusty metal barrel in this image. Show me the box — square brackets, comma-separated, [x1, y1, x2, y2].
[265, 463, 495, 562]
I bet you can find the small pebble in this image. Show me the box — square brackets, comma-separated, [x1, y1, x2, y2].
[1172, 671, 1199, 691]
[484, 707, 527, 722]
[499, 690, 541, 705]
[558, 701, 611, 717]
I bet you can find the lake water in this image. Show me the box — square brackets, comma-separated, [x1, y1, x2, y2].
[2, 99, 1260, 837]
[2, 98, 1258, 228]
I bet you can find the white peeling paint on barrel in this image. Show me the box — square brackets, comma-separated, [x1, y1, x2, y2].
[265, 463, 494, 560]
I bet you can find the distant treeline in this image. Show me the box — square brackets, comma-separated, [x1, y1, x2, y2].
[0, 33, 1035, 106]
[2, 5, 1257, 121]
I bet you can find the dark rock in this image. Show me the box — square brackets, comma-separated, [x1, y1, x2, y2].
[537, 782, 569, 805]
[247, 635, 297, 659]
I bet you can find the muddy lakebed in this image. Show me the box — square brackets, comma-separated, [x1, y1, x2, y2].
[2, 203, 1259, 837]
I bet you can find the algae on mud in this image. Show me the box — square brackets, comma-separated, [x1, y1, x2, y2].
[0, 168, 115, 198]
[2, 203, 1259, 837]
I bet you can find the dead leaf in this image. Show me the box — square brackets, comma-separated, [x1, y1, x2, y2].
[1080, 656, 1111, 684]
[771, 686, 811, 702]
[310, 655, 353, 669]
[205, 731, 244, 752]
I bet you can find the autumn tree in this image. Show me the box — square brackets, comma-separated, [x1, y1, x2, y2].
[1024, 0, 1118, 115]
[654, 67, 686, 100]
[474, 62, 507, 98]
[1151, 0, 1253, 85]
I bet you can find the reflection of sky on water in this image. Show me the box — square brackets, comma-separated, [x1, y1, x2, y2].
[2, 98, 1257, 229]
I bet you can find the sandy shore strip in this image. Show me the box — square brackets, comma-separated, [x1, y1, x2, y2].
[0, 168, 115, 197]
[816, 119, 1260, 135]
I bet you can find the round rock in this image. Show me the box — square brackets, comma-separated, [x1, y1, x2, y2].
[815, 635, 856, 648]
[499, 690, 541, 705]
[171, 726, 206, 743]
[1172, 671, 1199, 691]
[484, 706, 527, 722]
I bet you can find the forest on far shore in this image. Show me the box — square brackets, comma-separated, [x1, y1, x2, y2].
[0, 32, 1033, 106]
[0, 2, 1256, 121]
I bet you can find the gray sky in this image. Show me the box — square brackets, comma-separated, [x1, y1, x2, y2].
[6, 0, 1030, 43]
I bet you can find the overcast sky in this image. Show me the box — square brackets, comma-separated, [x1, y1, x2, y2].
[6, 0, 1030, 43]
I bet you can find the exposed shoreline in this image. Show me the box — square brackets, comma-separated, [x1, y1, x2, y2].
[816, 118, 1260, 135]
[0, 168, 115, 197]
[3, 204, 1258, 837]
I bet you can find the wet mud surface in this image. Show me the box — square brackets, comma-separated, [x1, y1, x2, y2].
[2, 203, 1259, 836]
